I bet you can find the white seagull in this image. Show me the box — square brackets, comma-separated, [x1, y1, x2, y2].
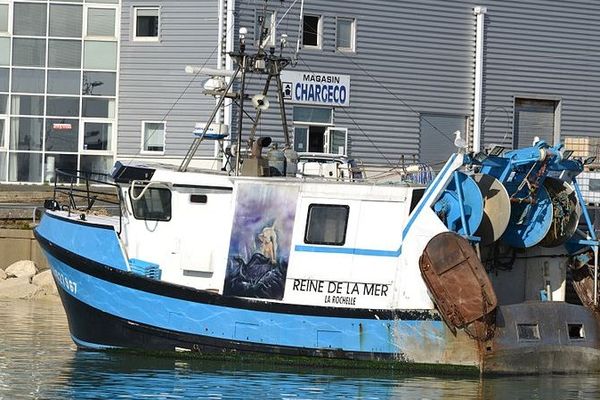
[454, 130, 468, 152]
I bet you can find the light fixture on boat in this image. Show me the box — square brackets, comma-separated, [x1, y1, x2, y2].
[203, 77, 226, 92]
[584, 156, 596, 165]
[239, 27, 248, 40]
[184, 66, 236, 77]
[251, 94, 270, 111]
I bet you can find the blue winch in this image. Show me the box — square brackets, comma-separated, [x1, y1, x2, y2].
[433, 140, 589, 249]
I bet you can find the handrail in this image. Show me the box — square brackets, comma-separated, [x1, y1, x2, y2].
[52, 169, 124, 235]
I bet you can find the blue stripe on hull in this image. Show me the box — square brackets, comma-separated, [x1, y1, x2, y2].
[45, 251, 449, 358]
[36, 212, 128, 271]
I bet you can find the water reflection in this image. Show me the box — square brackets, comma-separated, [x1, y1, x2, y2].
[1, 299, 600, 399]
[49, 353, 484, 400]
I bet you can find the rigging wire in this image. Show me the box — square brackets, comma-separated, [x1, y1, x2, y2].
[137, 10, 241, 158]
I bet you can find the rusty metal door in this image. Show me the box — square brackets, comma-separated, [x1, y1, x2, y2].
[419, 232, 497, 339]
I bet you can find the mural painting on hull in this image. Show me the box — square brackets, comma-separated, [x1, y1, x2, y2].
[223, 183, 299, 300]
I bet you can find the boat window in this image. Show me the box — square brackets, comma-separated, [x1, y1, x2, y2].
[190, 194, 207, 204]
[517, 323, 540, 341]
[304, 204, 349, 245]
[567, 323, 585, 340]
[410, 188, 425, 213]
[129, 186, 171, 221]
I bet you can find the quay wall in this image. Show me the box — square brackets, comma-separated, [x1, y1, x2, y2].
[0, 229, 48, 271]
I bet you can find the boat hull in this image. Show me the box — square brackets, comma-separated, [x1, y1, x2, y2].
[34, 212, 600, 374]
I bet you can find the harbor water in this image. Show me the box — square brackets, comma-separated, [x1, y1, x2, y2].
[1, 298, 600, 399]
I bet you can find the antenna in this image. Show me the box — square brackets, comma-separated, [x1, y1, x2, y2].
[293, 0, 305, 64]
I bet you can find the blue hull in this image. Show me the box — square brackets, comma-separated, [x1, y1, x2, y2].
[35, 212, 600, 374]
[35, 212, 458, 365]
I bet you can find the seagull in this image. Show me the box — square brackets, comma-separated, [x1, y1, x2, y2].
[454, 130, 468, 152]
[532, 136, 540, 145]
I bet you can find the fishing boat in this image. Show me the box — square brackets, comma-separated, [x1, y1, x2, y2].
[34, 16, 600, 375]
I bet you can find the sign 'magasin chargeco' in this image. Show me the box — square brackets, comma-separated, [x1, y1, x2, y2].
[281, 71, 350, 107]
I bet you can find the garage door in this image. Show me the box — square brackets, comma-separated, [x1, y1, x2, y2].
[514, 98, 558, 148]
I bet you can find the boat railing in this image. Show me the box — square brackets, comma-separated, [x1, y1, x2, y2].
[48, 169, 124, 234]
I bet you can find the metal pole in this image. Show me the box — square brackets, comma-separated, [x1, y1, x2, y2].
[574, 178, 597, 240]
[274, 63, 291, 148]
[235, 54, 247, 175]
[179, 66, 241, 172]
[472, 6, 487, 153]
[248, 74, 273, 143]
[595, 245, 598, 306]
[454, 171, 470, 237]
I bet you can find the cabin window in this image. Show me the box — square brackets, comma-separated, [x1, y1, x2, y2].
[410, 188, 425, 213]
[304, 204, 349, 245]
[517, 323, 540, 341]
[567, 323, 585, 340]
[190, 194, 207, 204]
[130, 186, 171, 221]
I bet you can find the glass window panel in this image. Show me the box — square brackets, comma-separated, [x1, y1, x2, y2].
[336, 18, 353, 50]
[14, 3, 47, 36]
[8, 152, 42, 182]
[83, 121, 111, 150]
[293, 106, 332, 124]
[82, 98, 114, 118]
[143, 122, 165, 152]
[84, 41, 117, 70]
[304, 204, 349, 245]
[10, 117, 43, 150]
[130, 187, 171, 221]
[0, 4, 8, 33]
[48, 70, 81, 95]
[0, 68, 7, 92]
[0, 95, 7, 114]
[87, 8, 115, 37]
[0, 38, 9, 66]
[47, 96, 79, 117]
[293, 127, 308, 152]
[0, 68, 9, 92]
[12, 69, 45, 93]
[11, 95, 44, 116]
[80, 155, 113, 175]
[0, 120, 6, 148]
[13, 38, 46, 67]
[82, 71, 116, 96]
[0, 152, 6, 181]
[87, 0, 118, 3]
[135, 8, 159, 38]
[45, 118, 79, 152]
[303, 15, 319, 47]
[48, 40, 81, 68]
[44, 154, 77, 183]
[255, 10, 274, 47]
[49, 4, 83, 38]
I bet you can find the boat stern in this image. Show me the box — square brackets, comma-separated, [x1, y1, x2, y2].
[483, 302, 600, 374]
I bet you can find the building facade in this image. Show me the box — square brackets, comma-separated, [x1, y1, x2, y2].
[0, 0, 119, 183]
[1, 0, 600, 182]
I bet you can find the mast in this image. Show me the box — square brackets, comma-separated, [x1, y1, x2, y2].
[179, 0, 293, 175]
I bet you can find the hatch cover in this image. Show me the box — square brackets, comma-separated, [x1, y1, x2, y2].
[419, 232, 497, 338]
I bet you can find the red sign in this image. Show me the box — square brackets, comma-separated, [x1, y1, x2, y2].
[52, 123, 72, 130]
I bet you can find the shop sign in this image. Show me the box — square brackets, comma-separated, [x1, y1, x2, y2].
[281, 71, 350, 107]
